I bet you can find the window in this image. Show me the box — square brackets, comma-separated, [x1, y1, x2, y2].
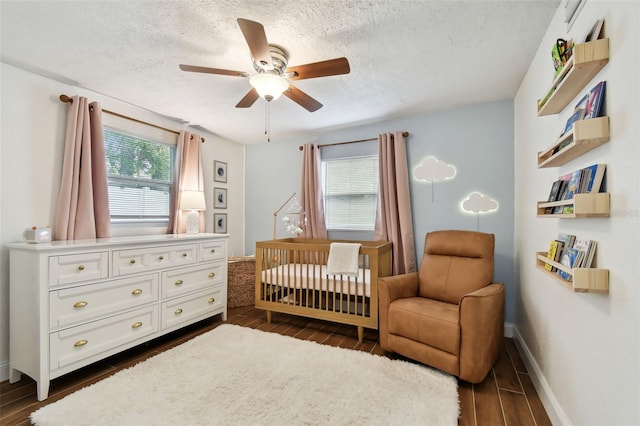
[104, 128, 176, 222]
[322, 156, 379, 231]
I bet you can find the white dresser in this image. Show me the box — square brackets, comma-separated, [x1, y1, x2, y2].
[8, 233, 229, 401]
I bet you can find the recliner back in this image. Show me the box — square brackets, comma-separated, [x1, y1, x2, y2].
[418, 230, 494, 304]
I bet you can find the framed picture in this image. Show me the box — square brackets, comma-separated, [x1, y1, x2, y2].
[214, 213, 227, 234]
[214, 187, 227, 209]
[214, 161, 227, 183]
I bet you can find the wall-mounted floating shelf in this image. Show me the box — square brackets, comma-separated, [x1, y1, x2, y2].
[537, 193, 610, 218]
[537, 38, 609, 116]
[535, 252, 609, 293]
[538, 116, 610, 168]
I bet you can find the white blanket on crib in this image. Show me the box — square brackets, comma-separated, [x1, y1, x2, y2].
[326, 242, 361, 276]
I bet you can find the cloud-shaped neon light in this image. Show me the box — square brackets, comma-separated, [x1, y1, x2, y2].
[461, 192, 499, 214]
[413, 156, 456, 183]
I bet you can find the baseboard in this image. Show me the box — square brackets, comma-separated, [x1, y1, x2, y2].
[512, 326, 571, 426]
[0, 359, 9, 382]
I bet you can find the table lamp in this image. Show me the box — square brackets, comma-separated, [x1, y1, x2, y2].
[180, 190, 206, 234]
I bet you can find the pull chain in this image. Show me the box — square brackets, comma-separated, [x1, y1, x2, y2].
[264, 101, 271, 142]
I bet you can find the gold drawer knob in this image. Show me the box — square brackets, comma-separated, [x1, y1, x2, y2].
[159, 256, 164, 260]
[73, 301, 88, 308]
[175, 279, 183, 285]
[130, 259, 136, 264]
[208, 298, 215, 304]
[182, 253, 188, 257]
[74, 339, 88, 347]
[131, 289, 143, 295]
[174, 308, 183, 315]
[78, 265, 85, 271]
[208, 272, 215, 278]
[131, 321, 143, 329]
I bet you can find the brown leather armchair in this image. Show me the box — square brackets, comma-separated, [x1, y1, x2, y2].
[378, 230, 505, 383]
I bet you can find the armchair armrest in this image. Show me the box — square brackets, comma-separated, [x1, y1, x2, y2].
[458, 283, 505, 383]
[378, 272, 419, 350]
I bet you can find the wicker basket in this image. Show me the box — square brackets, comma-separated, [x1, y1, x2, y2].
[227, 256, 256, 308]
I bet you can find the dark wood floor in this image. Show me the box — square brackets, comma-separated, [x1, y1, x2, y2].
[1, 306, 551, 425]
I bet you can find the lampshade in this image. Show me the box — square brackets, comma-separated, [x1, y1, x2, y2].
[250, 73, 289, 101]
[180, 190, 206, 211]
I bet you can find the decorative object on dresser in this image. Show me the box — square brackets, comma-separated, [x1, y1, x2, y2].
[30, 324, 459, 426]
[180, 190, 206, 234]
[8, 233, 229, 401]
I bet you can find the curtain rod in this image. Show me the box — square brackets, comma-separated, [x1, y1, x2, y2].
[297, 131, 409, 151]
[59, 94, 205, 143]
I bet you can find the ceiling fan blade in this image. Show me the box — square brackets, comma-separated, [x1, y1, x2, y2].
[179, 64, 249, 77]
[286, 57, 350, 81]
[284, 84, 323, 112]
[237, 18, 273, 70]
[235, 88, 260, 108]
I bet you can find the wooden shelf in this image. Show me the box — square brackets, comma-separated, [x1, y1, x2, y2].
[536, 252, 609, 293]
[537, 193, 610, 218]
[537, 38, 609, 116]
[538, 117, 610, 168]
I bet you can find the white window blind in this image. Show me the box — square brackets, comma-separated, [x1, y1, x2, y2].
[323, 156, 379, 231]
[104, 127, 176, 222]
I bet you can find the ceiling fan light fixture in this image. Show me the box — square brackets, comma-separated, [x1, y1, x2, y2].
[249, 73, 289, 101]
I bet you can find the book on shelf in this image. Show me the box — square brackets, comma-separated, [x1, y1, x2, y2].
[574, 238, 597, 268]
[546, 179, 565, 202]
[558, 248, 583, 281]
[561, 108, 586, 136]
[584, 81, 606, 119]
[578, 163, 606, 193]
[556, 233, 576, 258]
[545, 240, 565, 272]
[584, 18, 605, 43]
[565, 169, 583, 200]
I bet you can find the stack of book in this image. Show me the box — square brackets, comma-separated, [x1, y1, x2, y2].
[544, 163, 606, 214]
[544, 234, 598, 281]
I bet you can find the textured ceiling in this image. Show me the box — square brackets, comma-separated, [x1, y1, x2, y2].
[0, 0, 558, 144]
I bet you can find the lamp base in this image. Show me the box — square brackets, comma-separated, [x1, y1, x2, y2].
[185, 210, 200, 234]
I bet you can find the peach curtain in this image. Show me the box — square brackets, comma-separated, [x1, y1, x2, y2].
[168, 131, 205, 234]
[374, 132, 416, 274]
[54, 96, 111, 240]
[300, 144, 327, 238]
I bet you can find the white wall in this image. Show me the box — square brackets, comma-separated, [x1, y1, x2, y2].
[514, 2, 639, 424]
[0, 63, 245, 379]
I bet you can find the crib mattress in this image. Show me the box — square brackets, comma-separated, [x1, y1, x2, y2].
[260, 263, 372, 298]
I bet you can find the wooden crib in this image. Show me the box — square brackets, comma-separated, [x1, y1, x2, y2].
[255, 238, 392, 342]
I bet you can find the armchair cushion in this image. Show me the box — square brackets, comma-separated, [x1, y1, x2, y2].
[388, 298, 460, 355]
[418, 230, 494, 304]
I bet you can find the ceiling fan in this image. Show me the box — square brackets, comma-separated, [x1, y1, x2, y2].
[179, 18, 350, 112]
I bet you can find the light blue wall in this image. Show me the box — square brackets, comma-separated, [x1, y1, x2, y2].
[245, 100, 515, 321]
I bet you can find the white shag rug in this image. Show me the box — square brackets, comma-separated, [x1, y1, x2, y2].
[31, 324, 459, 425]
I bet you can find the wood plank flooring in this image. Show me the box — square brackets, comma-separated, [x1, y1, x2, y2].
[0, 306, 551, 425]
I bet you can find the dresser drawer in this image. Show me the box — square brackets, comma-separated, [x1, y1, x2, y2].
[199, 240, 226, 262]
[49, 252, 109, 286]
[112, 244, 196, 276]
[50, 274, 159, 329]
[50, 305, 159, 371]
[161, 262, 225, 299]
[161, 288, 225, 331]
